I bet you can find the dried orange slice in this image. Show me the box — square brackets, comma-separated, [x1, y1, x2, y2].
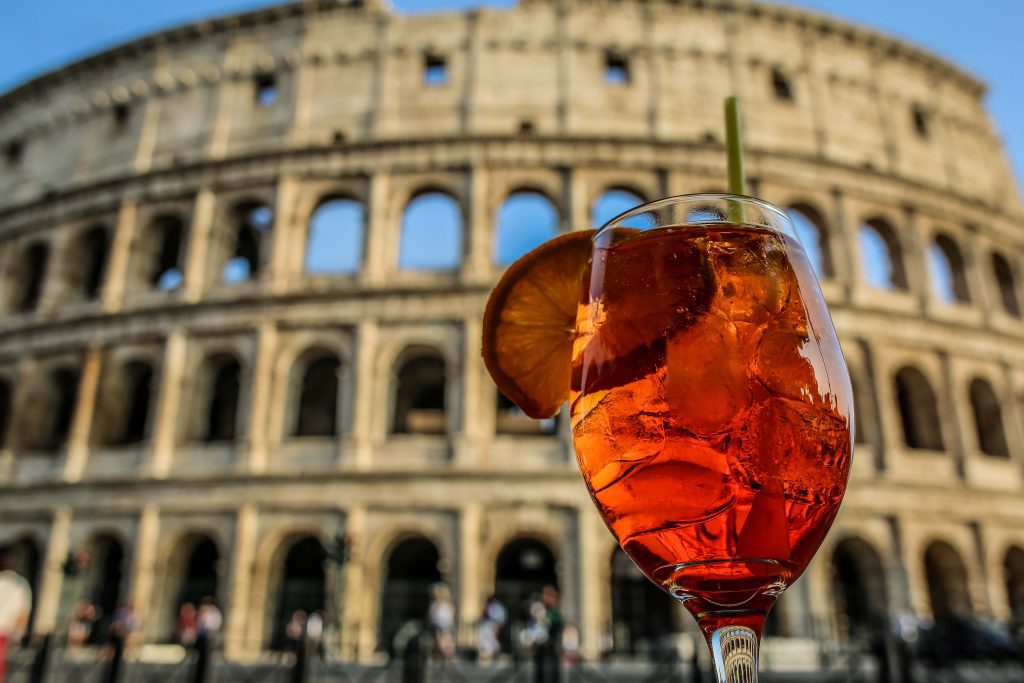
[483, 231, 595, 419]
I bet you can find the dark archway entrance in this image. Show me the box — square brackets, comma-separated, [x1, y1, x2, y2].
[1005, 547, 1024, 627]
[610, 548, 675, 657]
[495, 537, 558, 626]
[272, 537, 326, 649]
[83, 534, 126, 644]
[924, 541, 972, 622]
[831, 538, 889, 641]
[379, 537, 442, 652]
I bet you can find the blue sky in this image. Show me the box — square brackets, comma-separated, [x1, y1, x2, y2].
[1, 0, 1021, 190]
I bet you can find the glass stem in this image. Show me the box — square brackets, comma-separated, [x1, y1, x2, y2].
[709, 625, 759, 683]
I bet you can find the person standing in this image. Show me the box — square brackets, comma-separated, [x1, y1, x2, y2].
[477, 596, 507, 664]
[0, 549, 32, 683]
[192, 598, 222, 683]
[427, 583, 456, 662]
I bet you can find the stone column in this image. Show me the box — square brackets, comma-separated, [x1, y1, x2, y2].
[289, 55, 316, 147]
[132, 54, 166, 174]
[32, 507, 71, 635]
[245, 323, 278, 474]
[340, 506, 371, 660]
[361, 172, 391, 287]
[458, 503, 483, 645]
[577, 507, 607, 660]
[455, 318, 484, 467]
[101, 198, 138, 314]
[270, 175, 303, 294]
[829, 188, 857, 301]
[63, 346, 103, 483]
[148, 330, 186, 478]
[350, 321, 379, 470]
[938, 350, 968, 480]
[127, 504, 160, 636]
[463, 166, 491, 284]
[563, 166, 590, 232]
[900, 206, 930, 312]
[207, 47, 242, 160]
[183, 188, 217, 303]
[225, 503, 258, 659]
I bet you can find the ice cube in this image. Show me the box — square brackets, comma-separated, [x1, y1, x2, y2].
[708, 232, 792, 327]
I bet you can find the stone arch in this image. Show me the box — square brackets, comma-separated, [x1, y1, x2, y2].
[786, 202, 833, 279]
[95, 359, 156, 446]
[991, 251, 1021, 317]
[154, 532, 224, 642]
[609, 547, 675, 656]
[136, 214, 186, 291]
[591, 187, 646, 229]
[928, 233, 970, 303]
[9, 241, 49, 313]
[494, 536, 559, 626]
[80, 532, 128, 644]
[66, 225, 110, 301]
[398, 190, 462, 271]
[494, 190, 560, 266]
[893, 366, 944, 451]
[378, 535, 443, 651]
[291, 347, 342, 437]
[220, 200, 273, 284]
[390, 347, 447, 435]
[831, 536, 889, 641]
[197, 353, 243, 443]
[923, 540, 972, 621]
[859, 218, 907, 290]
[1004, 546, 1024, 626]
[22, 365, 79, 451]
[268, 534, 327, 649]
[968, 377, 1009, 457]
[305, 196, 365, 275]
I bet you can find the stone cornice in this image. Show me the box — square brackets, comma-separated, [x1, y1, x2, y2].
[0, 0, 984, 119]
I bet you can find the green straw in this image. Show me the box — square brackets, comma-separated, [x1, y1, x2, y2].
[724, 96, 747, 224]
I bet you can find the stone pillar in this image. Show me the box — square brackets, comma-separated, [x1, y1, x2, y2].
[63, 346, 103, 483]
[289, 57, 316, 147]
[127, 504, 160, 636]
[563, 166, 590, 232]
[32, 507, 71, 635]
[361, 172, 391, 287]
[270, 175, 303, 294]
[208, 48, 241, 160]
[101, 198, 138, 314]
[340, 506, 372, 661]
[938, 350, 968, 480]
[463, 166, 491, 284]
[148, 330, 186, 478]
[900, 206, 930, 312]
[245, 323, 278, 474]
[225, 503, 258, 659]
[132, 54, 166, 174]
[350, 321, 379, 470]
[455, 318, 484, 467]
[458, 503, 483, 645]
[829, 188, 857, 301]
[183, 188, 217, 303]
[577, 507, 608, 660]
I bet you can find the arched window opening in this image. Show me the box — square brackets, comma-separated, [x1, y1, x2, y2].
[496, 390, 557, 436]
[771, 67, 794, 102]
[894, 367, 944, 451]
[2, 537, 41, 635]
[392, 353, 446, 435]
[294, 354, 340, 437]
[911, 104, 930, 139]
[592, 189, 644, 230]
[787, 204, 832, 279]
[204, 356, 241, 443]
[992, 252, 1021, 317]
[928, 235, 970, 304]
[147, 215, 185, 291]
[610, 548, 676, 656]
[1004, 547, 1024, 626]
[82, 534, 126, 645]
[0, 379, 12, 449]
[271, 536, 326, 650]
[495, 191, 560, 266]
[494, 537, 558, 628]
[69, 226, 109, 301]
[379, 537, 442, 651]
[305, 198, 365, 275]
[969, 378, 1009, 457]
[161, 535, 220, 643]
[222, 203, 272, 284]
[859, 220, 906, 291]
[14, 243, 49, 313]
[924, 541, 972, 622]
[831, 538, 888, 641]
[26, 367, 79, 451]
[117, 361, 155, 445]
[399, 192, 462, 271]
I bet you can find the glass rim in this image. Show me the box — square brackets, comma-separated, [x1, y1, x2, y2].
[594, 192, 792, 241]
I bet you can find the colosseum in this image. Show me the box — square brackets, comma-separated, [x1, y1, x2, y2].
[1, 0, 1023, 670]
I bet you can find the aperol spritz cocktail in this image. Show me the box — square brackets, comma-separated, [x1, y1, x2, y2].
[570, 196, 853, 641]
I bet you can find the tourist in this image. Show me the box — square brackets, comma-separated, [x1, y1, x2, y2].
[0, 548, 32, 683]
[175, 602, 198, 647]
[427, 583, 456, 662]
[477, 595, 506, 663]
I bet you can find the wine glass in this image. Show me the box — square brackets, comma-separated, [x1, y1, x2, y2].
[570, 194, 853, 681]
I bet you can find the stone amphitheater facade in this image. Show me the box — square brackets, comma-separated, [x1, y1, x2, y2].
[1, 0, 1023, 664]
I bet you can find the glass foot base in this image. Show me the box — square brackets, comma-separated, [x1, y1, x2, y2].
[710, 625, 759, 683]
